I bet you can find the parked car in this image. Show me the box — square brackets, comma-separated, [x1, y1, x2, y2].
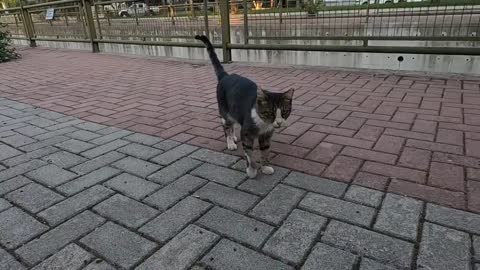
[118, 3, 160, 17]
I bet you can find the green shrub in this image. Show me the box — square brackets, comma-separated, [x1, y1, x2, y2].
[303, 0, 321, 15]
[0, 23, 20, 63]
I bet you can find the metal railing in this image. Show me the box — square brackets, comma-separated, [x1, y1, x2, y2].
[232, 0, 480, 56]
[1, 0, 479, 61]
[0, 7, 26, 38]
[27, 0, 88, 41]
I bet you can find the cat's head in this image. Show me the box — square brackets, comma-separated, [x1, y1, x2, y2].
[273, 88, 294, 127]
[261, 88, 294, 128]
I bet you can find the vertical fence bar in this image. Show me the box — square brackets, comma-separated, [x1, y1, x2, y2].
[78, 1, 88, 38]
[204, 0, 210, 38]
[219, 0, 231, 62]
[107, 7, 111, 26]
[64, 12, 69, 26]
[14, 12, 19, 30]
[243, 0, 248, 44]
[81, 0, 99, 52]
[279, 0, 282, 24]
[190, 0, 194, 17]
[134, 5, 139, 25]
[94, 4, 102, 39]
[364, 2, 370, 46]
[20, 3, 36, 47]
[169, 5, 175, 25]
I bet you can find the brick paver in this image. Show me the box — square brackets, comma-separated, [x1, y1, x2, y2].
[2, 48, 480, 213]
[0, 49, 480, 269]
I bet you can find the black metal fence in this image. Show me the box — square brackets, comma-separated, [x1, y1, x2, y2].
[1, 0, 479, 61]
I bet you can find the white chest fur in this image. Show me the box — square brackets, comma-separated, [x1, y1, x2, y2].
[251, 108, 273, 134]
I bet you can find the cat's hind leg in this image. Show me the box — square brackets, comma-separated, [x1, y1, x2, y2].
[222, 118, 237, 150]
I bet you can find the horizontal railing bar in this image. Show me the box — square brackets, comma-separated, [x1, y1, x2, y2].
[93, 0, 215, 7]
[0, 7, 22, 12]
[12, 35, 223, 48]
[24, 0, 79, 9]
[21, 36, 480, 56]
[97, 34, 199, 39]
[248, 36, 480, 41]
[93, 0, 133, 5]
[247, 11, 480, 21]
[229, 43, 480, 55]
[34, 33, 89, 37]
[95, 38, 221, 47]
[246, 2, 480, 11]
[32, 37, 90, 42]
[12, 36, 480, 56]
[26, 38, 222, 48]
[28, 5, 80, 12]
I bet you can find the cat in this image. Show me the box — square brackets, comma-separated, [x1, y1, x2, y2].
[195, 35, 294, 178]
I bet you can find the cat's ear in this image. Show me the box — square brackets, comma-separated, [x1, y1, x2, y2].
[258, 86, 267, 97]
[284, 88, 294, 99]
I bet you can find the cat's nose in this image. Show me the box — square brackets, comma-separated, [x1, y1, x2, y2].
[274, 119, 287, 128]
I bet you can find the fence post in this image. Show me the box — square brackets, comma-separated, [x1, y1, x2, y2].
[279, 0, 283, 24]
[94, 4, 102, 39]
[243, 0, 248, 44]
[364, 2, 370, 47]
[203, 0, 210, 38]
[219, 0, 231, 63]
[19, 2, 36, 47]
[81, 0, 99, 53]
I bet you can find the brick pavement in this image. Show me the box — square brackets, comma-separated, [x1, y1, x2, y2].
[2, 48, 480, 213]
[0, 97, 479, 269]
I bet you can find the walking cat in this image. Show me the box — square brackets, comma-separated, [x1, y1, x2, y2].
[195, 35, 294, 178]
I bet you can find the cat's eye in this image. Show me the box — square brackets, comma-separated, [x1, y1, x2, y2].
[281, 107, 291, 119]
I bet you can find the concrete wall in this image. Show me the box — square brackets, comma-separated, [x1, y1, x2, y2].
[13, 35, 480, 76]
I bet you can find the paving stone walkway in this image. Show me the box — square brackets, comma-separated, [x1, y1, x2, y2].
[1, 47, 480, 269]
[2, 48, 480, 214]
[0, 95, 479, 269]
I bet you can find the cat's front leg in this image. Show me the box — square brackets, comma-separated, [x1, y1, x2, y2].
[241, 131, 257, 178]
[259, 130, 274, 175]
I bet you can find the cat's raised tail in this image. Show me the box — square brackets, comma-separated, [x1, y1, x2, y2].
[195, 35, 228, 81]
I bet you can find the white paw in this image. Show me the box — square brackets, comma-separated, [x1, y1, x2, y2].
[227, 137, 237, 150]
[246, 167, 257, 178]
[261, 166, 275, 175]
[227, 142, 237, 151]
[273, 121, 280, 128]
[232, 135, 238, 142]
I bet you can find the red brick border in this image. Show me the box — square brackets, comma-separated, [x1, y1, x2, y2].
[2, 48, 480, 213]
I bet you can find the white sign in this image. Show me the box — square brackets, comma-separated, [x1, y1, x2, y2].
[45, 8, 55, 20]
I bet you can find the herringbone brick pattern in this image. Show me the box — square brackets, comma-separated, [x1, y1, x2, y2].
[1, 47, 480, 213]
[0, 97, 479, 270]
